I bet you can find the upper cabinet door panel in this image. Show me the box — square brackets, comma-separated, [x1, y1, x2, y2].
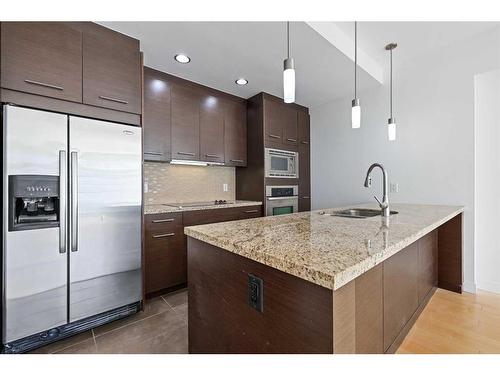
[1, 22, 83, 102]
[143, 68, 172, 162]
[200, 95, 225, 163]
[171, 84, 200, 160]
[298, 111, 310, 145]
[82, 24, 141, 114]
[264, 99, 284, 143]
[283, 106, 298, 146]
[224, 100, 247, 167]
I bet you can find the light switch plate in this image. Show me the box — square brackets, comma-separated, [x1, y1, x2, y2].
[390, 182, 399, 193]
[223, 183, 228, 192]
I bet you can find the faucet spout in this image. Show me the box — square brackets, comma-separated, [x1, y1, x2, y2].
[364, 163, 390, 217]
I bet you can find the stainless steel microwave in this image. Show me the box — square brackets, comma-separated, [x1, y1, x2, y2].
[264, 148, 299, 178]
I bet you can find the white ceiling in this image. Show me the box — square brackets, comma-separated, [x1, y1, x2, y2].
[100, 21, 499, 108]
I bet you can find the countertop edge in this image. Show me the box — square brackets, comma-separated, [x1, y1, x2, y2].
[144, 201, 263, 215]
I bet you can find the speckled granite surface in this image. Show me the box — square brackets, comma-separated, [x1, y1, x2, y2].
[144, 200, 262, 215]
[184, 203, 464, 290]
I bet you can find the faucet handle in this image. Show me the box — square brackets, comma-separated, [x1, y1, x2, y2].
[373, 195, 383, 207]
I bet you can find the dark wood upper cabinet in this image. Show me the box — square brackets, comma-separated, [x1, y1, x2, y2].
[224, 100, 247, 167]
[283, 106, 298, 146]
[171, 84, 200, 160]
[82, 24, 141, 114]
[298, 111, 310, 145]
[143, 67, 172, 162]
[200, 95, 225, 163]
[383, 242, 419, 351]
[264, 99, 284, 143]
[0, 22, 83, 103]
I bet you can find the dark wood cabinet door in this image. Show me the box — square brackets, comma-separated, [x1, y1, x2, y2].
[264, 99, 284, 143]
[418, 230, 438, 303]
[283, 106, 298, 146]
[200, 95, 224, 163]
[298, 111, 310, 146]
[383, 242, 419, 351]
[1, 22, 83, 102]
[236, 205, 262, 220]
[82, 24, 141, 114]
[224, 100, 247, 167]
[143, 67, 171, 162]
[298, 143, 311, 212]
[171, 84, 200, 160]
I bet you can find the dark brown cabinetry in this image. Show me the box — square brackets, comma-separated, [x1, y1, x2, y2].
[145, 205, 262, 296]
[418, 231, 438, 303]
[264, 97, 298, 151]
[0, 22, 83, 103]
[298, 112, 311, 212]
[200, 95, 225, 163]
[264, 99, 284, 144]
[143, 67, 171, 161]
[171, 84, 200, 160]
[82, 24, 141, 114]
[224, 100, 247, 167]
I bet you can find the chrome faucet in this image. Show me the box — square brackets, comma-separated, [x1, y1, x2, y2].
[364, 163, 390, 217]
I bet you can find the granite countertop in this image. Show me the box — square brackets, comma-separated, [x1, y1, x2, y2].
[184, 203, 464, 291]
[144, 200, 263, 215]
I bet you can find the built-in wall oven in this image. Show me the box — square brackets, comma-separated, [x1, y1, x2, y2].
[265, 148, 299, 178]
[265, 185, 298, 216]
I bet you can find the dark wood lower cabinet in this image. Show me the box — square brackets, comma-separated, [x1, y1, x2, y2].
[187, 218, 462, 353]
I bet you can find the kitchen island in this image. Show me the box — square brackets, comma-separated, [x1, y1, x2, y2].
[184, 204, 463, 354]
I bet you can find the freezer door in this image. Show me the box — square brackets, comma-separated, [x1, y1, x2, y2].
[2, 106, 68, 343]
[68, 116, 142, 322]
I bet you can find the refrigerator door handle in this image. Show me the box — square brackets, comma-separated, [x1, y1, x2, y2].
[70, 151, 79, 252]
[59, 150, 67, 254]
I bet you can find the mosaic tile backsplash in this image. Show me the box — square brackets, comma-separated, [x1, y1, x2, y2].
[144, 162, 236, 204]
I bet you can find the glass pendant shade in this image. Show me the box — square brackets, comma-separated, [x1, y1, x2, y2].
[351, 99, 361, 129]
[283, 58, 295, 104]
[388, 118, 396, 141]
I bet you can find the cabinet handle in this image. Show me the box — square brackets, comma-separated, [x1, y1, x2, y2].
[230, 159, 244, 163]
[152, 218, 174, 223]
[244, 209, 259, 213]
[145, 151, 163, 156]
[268, 134, 280, 139]
[287, 138, 297, 142]
[25, 79, 63, 91]
[302, 196, 310, 199]
[177, 151, 195, 156]
[205, 154, 220, 158]
[152, 233, 175, 238]
[98, 95, 129, 105]
[301, 141, 309, 145]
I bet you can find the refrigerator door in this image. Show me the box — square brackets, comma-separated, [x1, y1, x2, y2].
[2, 106, 68, 343]
[68, 116, 142, 322]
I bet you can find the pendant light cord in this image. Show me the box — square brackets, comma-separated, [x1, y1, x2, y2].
[390, 48, 393, 118]
[354, 21, 357, 100]
[287, 21, 290, 59]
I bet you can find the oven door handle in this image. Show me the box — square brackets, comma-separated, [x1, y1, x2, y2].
[266, 196, 298, 201]
[59, 150, 67, 254]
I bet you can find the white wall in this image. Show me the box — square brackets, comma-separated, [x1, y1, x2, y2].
[310, 27, 500, 293]
[475, 69, 500, 293]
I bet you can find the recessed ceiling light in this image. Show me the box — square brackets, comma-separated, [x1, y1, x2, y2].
[174, 54, 190, 64]
[235, 78, 248, 85]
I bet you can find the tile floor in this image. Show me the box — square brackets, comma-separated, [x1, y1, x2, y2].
[29, 289, 188, 354]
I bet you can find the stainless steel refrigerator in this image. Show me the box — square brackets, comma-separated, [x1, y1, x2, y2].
[2, 105, 142, 353]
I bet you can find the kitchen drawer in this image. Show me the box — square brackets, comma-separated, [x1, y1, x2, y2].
[145, 212, 183, 233]
[183, 208, 237, 226]
[237, 205, 262, 220]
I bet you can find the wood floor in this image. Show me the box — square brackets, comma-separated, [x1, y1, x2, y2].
[28, 287, 500, 354]
[398, 288, 500, 353]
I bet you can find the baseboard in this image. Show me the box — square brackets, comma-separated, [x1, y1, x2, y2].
[477, 280, 500, 294]
[462, 281, 477, 293]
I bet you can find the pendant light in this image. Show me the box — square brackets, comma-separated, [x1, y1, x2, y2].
[283, 21, 295, 104]
[351, 21, 361, 129]
[385, 43, 397, 141]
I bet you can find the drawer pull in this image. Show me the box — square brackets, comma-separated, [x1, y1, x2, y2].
[301, 141, 309, 145]
[145, 151, 163, 156]
[152, 218, 174, 223]
[205, 154, 220, 158]
[287, 138, 297, 142]
[302, 196, 310, 199]
[268, 134, 280, 139]
[244, 210, 259, 213]
[177, 151, 195, 156]
[98, 95, 129, 104]
[230, 159, 244, 163]
[152, 233, 175, 238]
[25, 79, 63, 91]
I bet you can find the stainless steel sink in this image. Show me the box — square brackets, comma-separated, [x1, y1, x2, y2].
[329, 208, 398, 219]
